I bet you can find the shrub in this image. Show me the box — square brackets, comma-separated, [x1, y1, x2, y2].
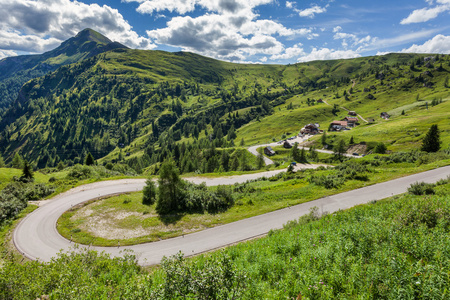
[408, 181, 435, 195]
[309, 174, 344, 189]
[374, 142, 387, 154]
[66, 164, 92, 180]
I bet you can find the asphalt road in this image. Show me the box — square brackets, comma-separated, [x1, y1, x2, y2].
[14, 165, 450, 266]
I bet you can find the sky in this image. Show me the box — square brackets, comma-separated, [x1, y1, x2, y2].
[0, 0, 449, 64]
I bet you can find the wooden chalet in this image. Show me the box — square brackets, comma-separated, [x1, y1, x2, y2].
[264, 146, 276, 156]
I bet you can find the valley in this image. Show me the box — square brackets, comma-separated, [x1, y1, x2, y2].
[0, 29, 449, 299]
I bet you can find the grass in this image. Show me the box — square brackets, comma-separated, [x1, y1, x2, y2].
[58, 155, 450, 246]
[235, 60, 450, 151]
[4, 178, 450, 298]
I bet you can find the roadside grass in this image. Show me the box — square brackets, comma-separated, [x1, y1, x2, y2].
[3, 182, 450, 298]
[58, 156, 450, 246]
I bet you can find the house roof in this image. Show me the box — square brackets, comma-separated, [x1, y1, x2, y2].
[344, 116, 358, 122]
[331, 120, 348, 126]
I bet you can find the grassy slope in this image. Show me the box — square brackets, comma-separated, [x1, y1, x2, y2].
[236, 57, 450, 149]
[3, 182, 450, 299]
[58, 155, 450, 246]
[4, 51, 447, 166]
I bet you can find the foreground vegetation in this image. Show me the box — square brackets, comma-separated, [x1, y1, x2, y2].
[58, 149, 450, 246]
[2, 179, 449, 299]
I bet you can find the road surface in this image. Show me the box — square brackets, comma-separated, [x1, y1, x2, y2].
[13, 166, 450, 266]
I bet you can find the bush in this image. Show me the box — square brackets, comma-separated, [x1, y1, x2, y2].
[66, 164, 92, 180]
[408, 181, 435, 195]
[309, 174, 344, 189]
[374, 142, 387, 154]
[0, 182, 54, 225]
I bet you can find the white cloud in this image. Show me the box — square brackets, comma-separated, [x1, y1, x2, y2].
[376, 51, 390, 56]
[400, 5, 450, 24]
[286, 1, 294, 9]
[333, 26, 342, 33]
[0, 0, 154, 56]
[297, 48, 360, 62]
[401, 34, 450, 53]
[145, 0, 314, 61]
[0, 49, 18, 60]
[147, 14, 289, 61]
[270, 44, 305, 60]
[125, 0, 273, 15]
[364, 28, 439, 51]
[401, 0, 450, 24]
[296, 5, 328, 18]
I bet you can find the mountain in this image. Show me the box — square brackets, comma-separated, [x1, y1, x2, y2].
[0, 29, 448, 172]
[0, 28, 127, 111]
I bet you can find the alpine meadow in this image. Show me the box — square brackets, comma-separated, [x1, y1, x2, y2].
[0, 27, 450, 299]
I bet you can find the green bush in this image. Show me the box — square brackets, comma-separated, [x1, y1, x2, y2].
[309, 174, 344, 189]
[408, 181, 435, 195]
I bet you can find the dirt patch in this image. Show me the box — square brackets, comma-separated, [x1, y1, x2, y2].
[347, 143, 368, 155]
[79, 210, 148, 239]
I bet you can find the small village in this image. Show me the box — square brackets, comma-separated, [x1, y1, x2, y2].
[263, 109, 392, 157]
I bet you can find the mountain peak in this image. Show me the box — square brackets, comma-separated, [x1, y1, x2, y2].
[73, 28, 113, 45]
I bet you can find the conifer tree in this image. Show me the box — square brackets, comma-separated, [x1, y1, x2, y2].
[257, 147, 265, 169]
[142, 178, 157, 205]
[156, 160, 184, 215]
[0, 153, 4, 167]
[85, 152, 95, 166]
[21, 159, 33, 180]
[421, 124, 441, 153]
[12, 153, 23, 169]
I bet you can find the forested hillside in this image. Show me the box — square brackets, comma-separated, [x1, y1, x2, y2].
[0, 28, 127, 112]
[0, 29, 449, 173]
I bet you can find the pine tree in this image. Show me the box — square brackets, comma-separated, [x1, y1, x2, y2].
[142, 178, 157, 205]
[21, 159, 34, 180]
[421, 124, 440, 152]
[299, 147, 306, 162]
[11, 153, 23, 169]
[257, 147, 265, 169]
[291, 142, 300, 162]
[0, 154, 4, 167]
[334, 139, 347, 161]
[156, 160, 184, 215]
[239, 150, 248, 171]
[321, 132, 327, 147]
[349, 136, 354, 145]
[85, 152, 95, 165]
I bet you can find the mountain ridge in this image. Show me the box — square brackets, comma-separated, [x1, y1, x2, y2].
[0, 28, 127, 110]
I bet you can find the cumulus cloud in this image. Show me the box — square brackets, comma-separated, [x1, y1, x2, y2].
[296, 5, 328, 18]
[125, 0, 273, 15]
[0, 0, 154, 56]
[401, 34, 450, 53]
[147, 13, 296, 60]
[144, 0, 314, 61]
[401, 0, 450, 24]
[297, 48, 360, 62]
[270, 44, 305, 60]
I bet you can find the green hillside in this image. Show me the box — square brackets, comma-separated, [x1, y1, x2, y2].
[0, 33, 449, 173]
[0, 28, 127, 111]
[2, 180, 449, 298]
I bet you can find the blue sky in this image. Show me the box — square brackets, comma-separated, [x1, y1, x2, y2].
[0, 0, 449, 63]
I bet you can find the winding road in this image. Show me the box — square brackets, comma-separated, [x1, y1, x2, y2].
[14, 166, 450, 266]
